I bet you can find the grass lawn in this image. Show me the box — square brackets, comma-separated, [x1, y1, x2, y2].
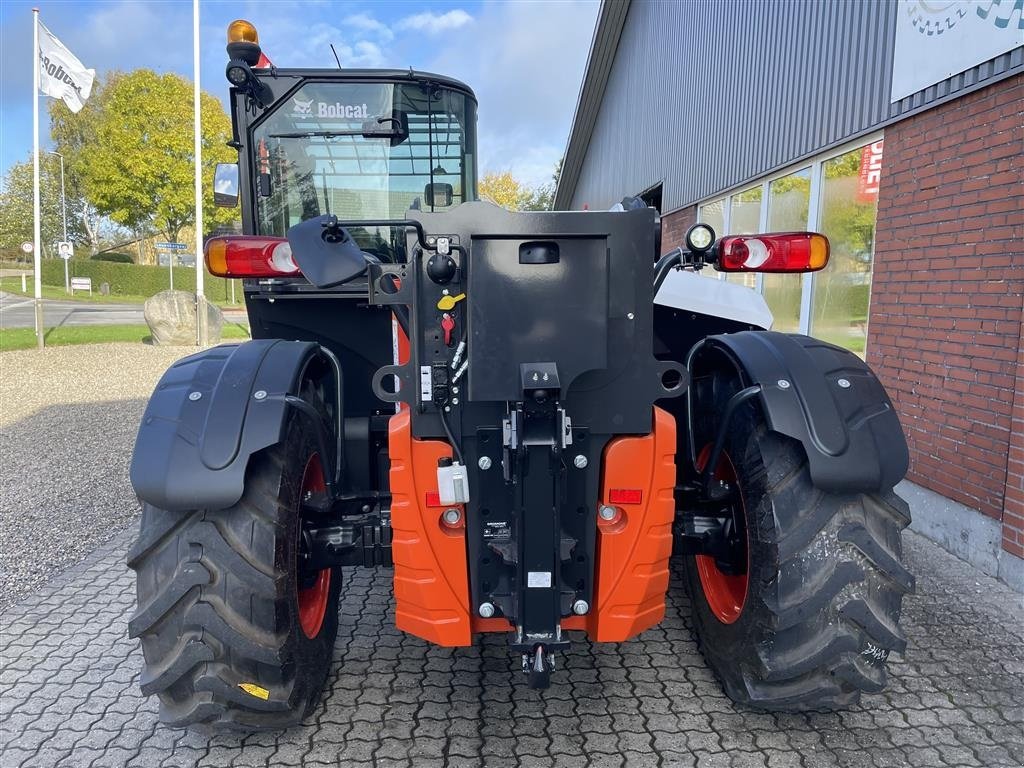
[0, 277, 245, 309]
[0, 323, 251, 352]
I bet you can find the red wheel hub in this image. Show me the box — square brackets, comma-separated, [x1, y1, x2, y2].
[695, 446, 749, 624]
[297, 453, 330, 639]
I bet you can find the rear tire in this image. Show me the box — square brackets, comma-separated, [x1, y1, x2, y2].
[127, 409, 340, 730]
[682, 399, 914, 711]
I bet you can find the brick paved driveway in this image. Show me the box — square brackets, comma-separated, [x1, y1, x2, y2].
[1, 529, 1022, 768]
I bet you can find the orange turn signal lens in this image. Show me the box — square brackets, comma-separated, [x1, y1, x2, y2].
[227, 19, 259, 44]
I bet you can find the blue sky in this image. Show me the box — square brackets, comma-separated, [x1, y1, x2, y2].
[0, 0, 599, 187]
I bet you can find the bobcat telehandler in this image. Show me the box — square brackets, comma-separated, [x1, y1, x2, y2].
[127, 20, 914, 730]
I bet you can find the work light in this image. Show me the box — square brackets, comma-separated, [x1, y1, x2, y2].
[686, 223, 716, 253]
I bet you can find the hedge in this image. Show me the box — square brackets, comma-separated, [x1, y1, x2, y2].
[39, 259, 241, 301]
[91, 252, 134, 263]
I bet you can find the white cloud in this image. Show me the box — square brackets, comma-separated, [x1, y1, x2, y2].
[424, 1, 600, 188]
[343, 12, 394, 42]
[397, 9, 473, 34]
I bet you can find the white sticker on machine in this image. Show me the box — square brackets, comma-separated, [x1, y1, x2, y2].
[527, 571, 552, 588]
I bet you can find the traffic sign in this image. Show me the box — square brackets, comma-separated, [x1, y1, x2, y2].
[155, 242, 187, 250]
[20, 242, 33, 254]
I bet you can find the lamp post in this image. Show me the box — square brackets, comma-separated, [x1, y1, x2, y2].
[44, 150, 69, 293]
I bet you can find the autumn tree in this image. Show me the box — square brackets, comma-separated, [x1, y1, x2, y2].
[478, 171, 527, 210]
[56, 69, 238, 244]
[478, 160, 562, 212]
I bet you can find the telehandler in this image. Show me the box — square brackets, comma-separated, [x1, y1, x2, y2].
[128, 19, 913, 730]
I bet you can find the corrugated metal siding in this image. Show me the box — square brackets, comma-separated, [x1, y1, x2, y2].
[567, 0, 1023, 212]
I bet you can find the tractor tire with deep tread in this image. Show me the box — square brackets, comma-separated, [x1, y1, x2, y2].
[682, 397, 914, 711]
[127, 407, 340, 730]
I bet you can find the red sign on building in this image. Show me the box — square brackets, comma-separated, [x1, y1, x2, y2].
[857, 140, 884, 202]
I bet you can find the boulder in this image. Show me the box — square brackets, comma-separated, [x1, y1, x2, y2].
[144, 290, 224, 346]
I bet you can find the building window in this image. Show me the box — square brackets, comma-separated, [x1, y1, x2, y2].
[764, 168, 811, 333]
[698, 198, 726, 237]
[812, 144, 882, 355]
[694, 136, 882, 357]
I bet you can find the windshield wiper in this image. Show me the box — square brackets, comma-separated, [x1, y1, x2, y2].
[269, 130, 368, 139]
[270, 113, 409, 146]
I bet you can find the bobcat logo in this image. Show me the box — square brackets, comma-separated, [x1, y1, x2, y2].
[292, 97, 314, 117]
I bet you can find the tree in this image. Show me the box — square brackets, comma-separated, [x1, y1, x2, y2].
[0, 155, 85, 260]
[478, 159, 562, 212]
[479, 171, 527, 210]
[49, 73, 117, 253]
[54, 69, 238, 244]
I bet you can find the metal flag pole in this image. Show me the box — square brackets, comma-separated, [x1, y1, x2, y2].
[32, 7, 44, 349]
[193, 0, 208, 347]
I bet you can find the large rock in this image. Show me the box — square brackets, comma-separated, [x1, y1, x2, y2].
[144, 290, 224, 346]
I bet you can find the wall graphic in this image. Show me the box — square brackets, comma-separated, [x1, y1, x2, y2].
[891, 0, 1024, 102]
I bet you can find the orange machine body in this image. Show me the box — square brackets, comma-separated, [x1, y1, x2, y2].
[388, 410, 472, 646]
[388, 407, 677, 646]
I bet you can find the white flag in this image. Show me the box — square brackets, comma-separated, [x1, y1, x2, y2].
[37, 21, 95, 113]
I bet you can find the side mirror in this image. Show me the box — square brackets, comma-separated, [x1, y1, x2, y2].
[214, 163, 239, 207]
[424, 182, 454, 208]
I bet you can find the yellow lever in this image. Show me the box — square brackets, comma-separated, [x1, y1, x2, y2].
[436, 293, 466, 311]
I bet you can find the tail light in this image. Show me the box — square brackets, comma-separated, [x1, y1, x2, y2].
[715, 232, 829, 273]
[204, 236, 300, 278]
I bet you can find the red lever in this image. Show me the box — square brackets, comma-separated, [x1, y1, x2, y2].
[441, 313, 455, 346]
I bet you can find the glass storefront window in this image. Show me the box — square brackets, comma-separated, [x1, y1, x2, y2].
[698, 198, 725, 237]
[763, 168, 811, 333]
[693, 138, 881, 350]
[812, 142, 882, 356]
[726, 186, 762, 288]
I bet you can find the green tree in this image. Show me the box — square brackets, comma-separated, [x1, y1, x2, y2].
[56, 69, 238, 244]
[0, 155, 85, 260]
[49, 73, 118, 253]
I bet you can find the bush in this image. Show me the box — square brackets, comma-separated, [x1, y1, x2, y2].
[39, 258, 241, 302]
[91, 251, 134, 263]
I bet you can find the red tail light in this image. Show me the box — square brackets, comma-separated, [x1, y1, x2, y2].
[204, 236, 300, 278]
[715, 232, 829, 273]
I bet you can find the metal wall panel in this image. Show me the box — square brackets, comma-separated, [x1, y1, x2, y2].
[564, 0, 1023, 212]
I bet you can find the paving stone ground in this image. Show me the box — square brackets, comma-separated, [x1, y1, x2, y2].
[1, 528, 1022, 768]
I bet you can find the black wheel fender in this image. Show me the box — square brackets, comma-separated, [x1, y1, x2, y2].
[695, 331, 908, 493]
[130, 339, 342, 511]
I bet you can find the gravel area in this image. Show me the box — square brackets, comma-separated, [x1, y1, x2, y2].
[0, 343, 192, 610]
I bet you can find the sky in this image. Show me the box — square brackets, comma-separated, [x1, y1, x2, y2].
[0, 0, 599, 188]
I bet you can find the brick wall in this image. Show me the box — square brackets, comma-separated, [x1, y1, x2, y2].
[868, 74, 1024, 544]
[660, 206, 697, 255]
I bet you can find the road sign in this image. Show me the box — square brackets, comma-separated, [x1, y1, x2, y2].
[155, 242, 187, 250]
[20, 242, 33, 254]
[58, 241, 74, 260]
[70, 277, 92, 295]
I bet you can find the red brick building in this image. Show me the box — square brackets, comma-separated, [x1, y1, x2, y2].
[555, 1, 1023, 588]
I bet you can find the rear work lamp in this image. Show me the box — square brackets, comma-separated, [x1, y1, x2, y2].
[715, 232, 829, 273]
[205, 236, 300, 278]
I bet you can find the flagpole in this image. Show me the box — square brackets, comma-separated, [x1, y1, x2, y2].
[32, 7, 44, 349]
[193, 0, 207, 347]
